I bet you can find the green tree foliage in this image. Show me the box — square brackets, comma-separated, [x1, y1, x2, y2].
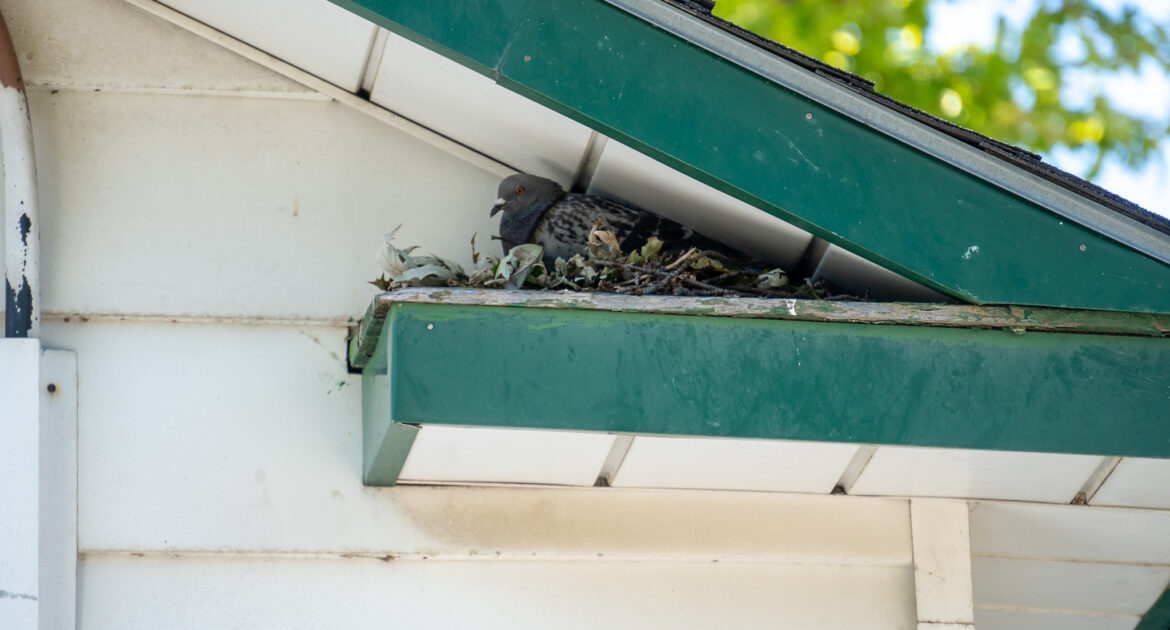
[712, 0, 1170, 176]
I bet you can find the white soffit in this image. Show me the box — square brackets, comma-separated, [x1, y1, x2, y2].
[849, 446, 1103, 503]
[158, 0, 376, 92]
[7, 0, 312, 95]
[370, 32, 593, 186]
[811, 243, 949, 302]
[588, 140, 814, 271]
[610, 436, 857, 493]
[1091, 457, 1170, 509]
[398, 426, 615, 487]
[972, 557, 1170, 616]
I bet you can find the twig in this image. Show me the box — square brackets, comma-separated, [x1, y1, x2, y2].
[602, 259, 656, 275]
[681, 277, 740, 296]
[675, 287, 734, 296]
[662, 247, 699, 271]
[718, 284, 776, 296]
[641, 253, 703, 294]
[703, 271, 743, 284]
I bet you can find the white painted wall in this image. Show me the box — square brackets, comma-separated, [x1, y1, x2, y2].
[1, 1, 1166, 629]
[78, 555, 915, 630]
[0, 1, 921, 627]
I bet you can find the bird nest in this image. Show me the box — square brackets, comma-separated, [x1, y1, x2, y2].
[371, 225, 838, 300]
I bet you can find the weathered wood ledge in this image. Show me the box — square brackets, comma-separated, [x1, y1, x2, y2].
[348, 287, 1169, 370]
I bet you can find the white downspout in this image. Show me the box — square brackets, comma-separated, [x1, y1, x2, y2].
[0, 9, 39, 339]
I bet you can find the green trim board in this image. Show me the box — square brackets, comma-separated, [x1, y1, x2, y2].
[348, 288, 1170, 370]
[361, 313, 420, 485]
[361, 298, 1170, 485]
[349, 288, 1170, 371]
[330, 0, 1170, 314]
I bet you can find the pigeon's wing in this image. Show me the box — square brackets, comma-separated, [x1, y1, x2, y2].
[540, 193, 762, 266]
[558, 194, 697, 251]
[588, 197, 757, 262]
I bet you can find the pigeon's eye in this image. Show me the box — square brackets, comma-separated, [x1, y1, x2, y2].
[514, 186, 525, 195]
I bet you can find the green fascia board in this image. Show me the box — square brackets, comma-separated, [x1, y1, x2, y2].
[1137, 588, 1170, 630]
[361, 315, 419, 485]
[330, 0, 1170, 314]
[361, 301, 1170, 485]
[329, 0, 531, 76]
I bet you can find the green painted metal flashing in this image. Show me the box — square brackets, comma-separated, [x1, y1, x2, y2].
[330, 0, 1170, 314]
[1137, 588, 1170, 630]
[361, 299, 1170, 484]
[361, 313, 420, 485]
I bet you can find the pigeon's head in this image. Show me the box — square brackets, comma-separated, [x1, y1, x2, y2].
[490, 173, 565, 221]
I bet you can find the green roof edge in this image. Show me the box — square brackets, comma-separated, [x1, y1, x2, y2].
[330, 0, 1170, 314]
[346, 288, 1170, 371]
[357, 293, 1170, 485]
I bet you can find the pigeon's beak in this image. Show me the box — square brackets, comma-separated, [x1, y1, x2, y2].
[489, 198, 506, 217]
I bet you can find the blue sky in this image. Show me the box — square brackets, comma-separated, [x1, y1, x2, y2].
[929, 0, 1170, 218]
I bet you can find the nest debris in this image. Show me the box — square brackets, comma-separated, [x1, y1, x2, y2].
[371, 224, 843, 300]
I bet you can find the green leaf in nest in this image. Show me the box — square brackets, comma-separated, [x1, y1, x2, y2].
[640, 237, 664, 261]
[690, 256, 728, 272]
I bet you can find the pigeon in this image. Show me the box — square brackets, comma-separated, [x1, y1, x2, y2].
[489, 173, 757, 266]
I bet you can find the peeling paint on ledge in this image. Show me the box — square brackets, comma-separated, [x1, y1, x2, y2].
[346, 288, 1170, 371]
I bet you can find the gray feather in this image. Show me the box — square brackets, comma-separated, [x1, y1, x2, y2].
[490, 173, 755, 267]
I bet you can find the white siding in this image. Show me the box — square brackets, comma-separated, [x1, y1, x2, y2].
[31, 90, 501, 320]
[969, 501, 1170, 565]
[49, 318, 911, 559]
[9, 12, 905, 625]
[973, 557, 1170, 616]
[79, 555, 916, 630]
[4, 1, 1166, 628]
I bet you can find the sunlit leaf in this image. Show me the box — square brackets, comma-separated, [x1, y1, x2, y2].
[711, 0, 1170, 178]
